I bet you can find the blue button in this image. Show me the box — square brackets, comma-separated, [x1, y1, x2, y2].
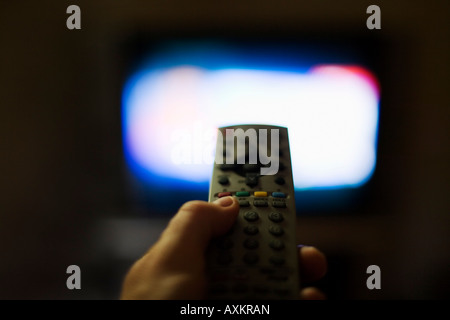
[272, 192, 286, 198]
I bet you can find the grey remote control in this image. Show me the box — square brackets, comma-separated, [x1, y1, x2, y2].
[206, 124, 300, 299]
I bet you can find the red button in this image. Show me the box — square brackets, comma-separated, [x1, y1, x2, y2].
[218, 192, 232, 198]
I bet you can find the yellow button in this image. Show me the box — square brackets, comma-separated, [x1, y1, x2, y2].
[254, 191, 268, 197]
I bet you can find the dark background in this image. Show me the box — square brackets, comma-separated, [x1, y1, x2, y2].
[0, 1, 449, 299]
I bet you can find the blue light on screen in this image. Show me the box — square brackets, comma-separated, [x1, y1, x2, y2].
[122, 43, 380, 191]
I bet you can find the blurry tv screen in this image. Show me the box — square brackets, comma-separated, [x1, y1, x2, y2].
[121, 38, 380, 214]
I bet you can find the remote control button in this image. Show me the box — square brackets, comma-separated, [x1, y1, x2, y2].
[243, 238, 259, 249]
[244, 225, 259, 235]
[272, 192, 286, 198]
[259, 267, 275, 274]
[236, 191, 250, 197]
[272, 200, 286, 208]
[238, 200, 250, 207]
[269, 255, 286, 266]
[269, 239, 285, 250]
[218, 192, 232, 198]
[274, 177, 285, 185]
[243, 211, 259, 221]
[269, 212, 284, 222]
[245, 173, 259, 187]
[254, 191, 268, 197]
[218, 176, 229, 185]
[269, 272, 289, 282]
[243, 252, 259, 264]
[268, 225, 284, 236]
[254, 200, 268, 207]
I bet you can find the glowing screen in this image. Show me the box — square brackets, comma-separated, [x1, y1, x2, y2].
[122, 44, 380, 191]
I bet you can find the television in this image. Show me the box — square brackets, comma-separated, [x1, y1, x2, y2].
[120, 34, 381, 215]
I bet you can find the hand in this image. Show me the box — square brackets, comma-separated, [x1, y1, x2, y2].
[120, 196, 327, 300]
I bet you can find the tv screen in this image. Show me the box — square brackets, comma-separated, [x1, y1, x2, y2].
[120, 37, 380, 215]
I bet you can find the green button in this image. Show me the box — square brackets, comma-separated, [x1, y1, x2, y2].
[236, 191, 250, 197]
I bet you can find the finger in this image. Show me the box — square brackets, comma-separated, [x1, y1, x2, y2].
[300, 287, 327, 300]
[298, 246, 327, 283]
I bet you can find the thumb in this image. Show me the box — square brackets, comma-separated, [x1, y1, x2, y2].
[161, 196, 239, 257]
[145, 196, 239, 274]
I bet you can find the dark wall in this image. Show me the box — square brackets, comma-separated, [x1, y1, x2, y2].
[0, 1, 448, 299]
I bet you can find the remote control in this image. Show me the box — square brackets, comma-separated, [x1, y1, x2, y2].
[206, 124, 300, 299]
